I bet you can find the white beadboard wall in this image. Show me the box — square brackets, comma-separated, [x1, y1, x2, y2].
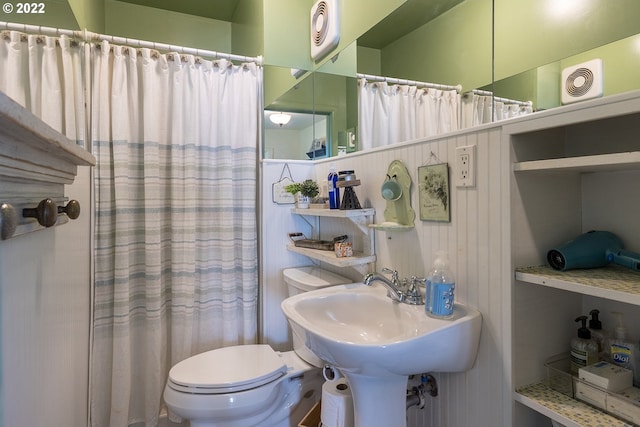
[0, 167, 92, 427]
[260, 124, 509, 427]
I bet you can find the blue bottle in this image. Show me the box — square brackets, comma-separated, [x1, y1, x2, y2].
[328, 164, 340, 209]
[426, 251, 455, 319]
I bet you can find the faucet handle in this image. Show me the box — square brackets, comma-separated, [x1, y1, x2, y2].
[405, 276, 425, 305]
[381, 267, 399, 282]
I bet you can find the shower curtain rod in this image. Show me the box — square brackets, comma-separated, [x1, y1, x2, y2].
[467, 89, 533, 107]
[0, 21, 263, 65]
[357, 73, 462, 93]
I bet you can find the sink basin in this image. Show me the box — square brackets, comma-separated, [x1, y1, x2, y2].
[281, 282, 482, 427]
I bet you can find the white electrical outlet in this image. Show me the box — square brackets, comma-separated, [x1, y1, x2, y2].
[456, 144, 476, 187]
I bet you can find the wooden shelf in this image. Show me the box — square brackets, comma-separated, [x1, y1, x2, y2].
[0, 92, 95, 240]
[515, 382, 632, 427]
[291, 207, 375, 218]
[286, 243, 376, 267]
[513, 151, 640, 174]
[289, 207, 376, 274]
[515, 265, 640, 306]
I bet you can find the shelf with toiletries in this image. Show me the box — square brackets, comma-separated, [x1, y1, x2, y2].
[0, 92, 95, 240]
[288, 207, 376, 274]
[507, 91, 640, 427]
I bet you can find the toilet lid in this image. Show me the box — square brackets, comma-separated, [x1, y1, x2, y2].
[168, 344, 287, 394]
[283, 266, 351, 291]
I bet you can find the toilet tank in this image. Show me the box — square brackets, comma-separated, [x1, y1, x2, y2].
[283, 266, 352, 296]
[282, 266, 352, 366]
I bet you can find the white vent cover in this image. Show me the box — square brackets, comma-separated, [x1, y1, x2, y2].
[561, 59, 603, 105]
[310, 0, 340, 62]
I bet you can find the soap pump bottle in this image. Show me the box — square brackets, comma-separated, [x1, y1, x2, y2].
[609, 312, 639, 385]
[425, 251, 455, 319]
[570, 315, 599, 374]
[328, 164, 340, 209]
[588, 309, 607, 356]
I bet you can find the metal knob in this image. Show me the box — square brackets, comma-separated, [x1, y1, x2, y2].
[58, 200, 81, 219]
[0, 203, 18, 240]
[23, 198, 58, 227]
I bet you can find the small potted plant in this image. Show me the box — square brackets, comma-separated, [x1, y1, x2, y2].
[285, 179, 320, 208]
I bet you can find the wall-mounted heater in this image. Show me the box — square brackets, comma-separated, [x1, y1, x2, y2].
[310, 0, 340, 62]
[561, 58, 603, 105]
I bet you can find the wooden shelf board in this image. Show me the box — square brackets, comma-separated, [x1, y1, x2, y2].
[515, 265, 640, 305]
[291, 207, 375, 218]
[515, 382, 632, 427]
[513, 151, 640, 173]
[286, 243, 376, 267]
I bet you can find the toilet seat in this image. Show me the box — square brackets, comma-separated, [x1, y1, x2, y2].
[167, 344, 287, 394]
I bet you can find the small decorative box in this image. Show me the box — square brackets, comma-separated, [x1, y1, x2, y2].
[334, 242, 353, 257]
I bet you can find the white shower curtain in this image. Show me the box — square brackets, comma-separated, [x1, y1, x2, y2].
[91, 42, 261, 427]
[0, 30, 84, 143]
[461, 94, 492, 128]
[461, 94, 534, 128]
[358, 79, 459, 151]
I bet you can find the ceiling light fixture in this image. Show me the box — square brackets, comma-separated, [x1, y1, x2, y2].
[269, 112, 292, 127]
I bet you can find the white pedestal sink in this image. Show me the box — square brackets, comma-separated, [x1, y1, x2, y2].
[281, 283, 482, 427]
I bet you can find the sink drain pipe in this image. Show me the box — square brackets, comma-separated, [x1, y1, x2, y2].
[407, 374, 438, 410]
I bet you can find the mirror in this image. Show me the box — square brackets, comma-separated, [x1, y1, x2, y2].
[493, 0, 640, 110]
[263, 0, 640, 160]
[264, 109, 331, 160]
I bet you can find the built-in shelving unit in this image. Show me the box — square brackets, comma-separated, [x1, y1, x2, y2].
[507, 91, 640, 427]
[0, 91, 95, 239]
[287, 207, 376, 275]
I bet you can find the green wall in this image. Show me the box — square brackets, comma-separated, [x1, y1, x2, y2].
[377, 0, 640, 100]
[380, 0, 492, 92]
[67, 0, 104, 31]
[494, 0, 640, 82]
[104, 0, 232, 52]
[2, 0, 80, 29]
[262, 0, 405, 70]
[231, 0, 264, 58]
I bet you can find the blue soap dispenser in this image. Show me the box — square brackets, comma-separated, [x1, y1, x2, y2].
[328, 164, 340, 209]
[426, 251, 455, 319]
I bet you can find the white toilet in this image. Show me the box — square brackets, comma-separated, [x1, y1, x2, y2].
[163, 266, 352, 427]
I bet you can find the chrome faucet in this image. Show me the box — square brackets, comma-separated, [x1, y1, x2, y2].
[364, 268, 425, 305]
[364, 268, 405, 302]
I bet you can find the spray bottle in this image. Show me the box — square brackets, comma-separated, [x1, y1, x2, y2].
[328, 164, 340, 209]
[425, 251, 455, 319]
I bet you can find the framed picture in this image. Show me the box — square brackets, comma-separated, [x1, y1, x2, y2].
[418, 163, 450, 222]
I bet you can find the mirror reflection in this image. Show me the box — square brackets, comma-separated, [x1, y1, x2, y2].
[263, 0, 640, 160]
[264, 110, 330, 160]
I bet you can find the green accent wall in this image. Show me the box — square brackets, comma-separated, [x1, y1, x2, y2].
[563, 34, 640, 98]
[263, 0, 311, 69]
[104, 0, 232, 52]
[375, 0, 640, 108]
[2, 0, 80, 29]
[494, 0, 640, 82]
[380, 0, 492, 92]
[262, 0, 406, 70]
[231, 0, 264, 58]
[68, 0, 104, 31]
